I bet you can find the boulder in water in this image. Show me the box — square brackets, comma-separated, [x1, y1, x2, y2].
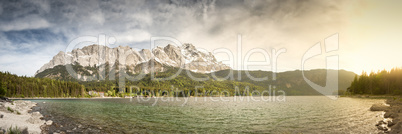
[388, 120, 397, 127]
[385, 112, 399, 118]
[376, 120, 389, 131]
[46, 120, 53, 125]
[370, 103, 389, 111]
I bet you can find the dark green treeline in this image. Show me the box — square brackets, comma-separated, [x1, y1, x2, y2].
[348, 68, 402, 95]
[0, 71, 85, 97]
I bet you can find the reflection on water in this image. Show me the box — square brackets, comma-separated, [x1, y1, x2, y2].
[31, 96, 384, 133]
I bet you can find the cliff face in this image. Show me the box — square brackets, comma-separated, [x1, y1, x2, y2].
[36, 44, 230, 76]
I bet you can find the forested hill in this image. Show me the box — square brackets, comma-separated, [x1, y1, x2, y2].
[34, 63, 357, 96]
[35, 65, 267, 97]
[210, 69, 356, 95]
[0, 71, 85, 98]
[2, 68, 265, 97]
[348, 68, 402, 95]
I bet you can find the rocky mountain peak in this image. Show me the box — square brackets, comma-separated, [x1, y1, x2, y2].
[182, 43, 196, 50]
[164, 44, 184, 66]
[35, 44, 231, 76]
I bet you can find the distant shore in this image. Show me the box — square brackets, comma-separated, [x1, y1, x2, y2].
[9, 97, 123, 100]
[342, 94, 400, 99]
[9, 95, 346, 100]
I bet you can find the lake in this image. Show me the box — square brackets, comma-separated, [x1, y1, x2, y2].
[30, 96, 385, 133]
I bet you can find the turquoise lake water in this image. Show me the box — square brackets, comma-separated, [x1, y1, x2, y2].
[30, 96, 385, 133]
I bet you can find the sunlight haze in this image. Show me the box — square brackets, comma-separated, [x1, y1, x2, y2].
[0, 0, 401, 76]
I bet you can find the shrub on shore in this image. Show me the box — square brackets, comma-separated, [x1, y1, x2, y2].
[6, 126, 28, 134]
[7, 107, 14, 112]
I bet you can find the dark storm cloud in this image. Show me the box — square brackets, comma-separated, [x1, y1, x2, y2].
[0, 0, 359, 76]
[0, 0, 343, 43]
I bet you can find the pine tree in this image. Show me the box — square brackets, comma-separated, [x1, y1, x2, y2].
[0, 81, 7, 97]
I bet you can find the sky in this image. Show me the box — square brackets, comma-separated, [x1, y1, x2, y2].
[0, 0, 402, 76]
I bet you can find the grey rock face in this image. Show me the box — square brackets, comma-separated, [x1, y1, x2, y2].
[36, 44, 231, 75]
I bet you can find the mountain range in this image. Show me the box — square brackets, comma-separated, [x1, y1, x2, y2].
[36, 44, 230, 78]
[35, 44, 357, 95]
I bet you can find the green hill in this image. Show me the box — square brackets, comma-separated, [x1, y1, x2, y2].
[209, 69, 356, 95]
[34, 63, 356, 96]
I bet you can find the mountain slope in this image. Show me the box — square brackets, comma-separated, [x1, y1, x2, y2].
[208, 69, 356, 95]
[35, 44, 356, 95]
[35, 63, 356, 95]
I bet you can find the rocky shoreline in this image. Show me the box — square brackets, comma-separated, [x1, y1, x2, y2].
[0, 99, 52, 134]
[0, 99, 103, 134]
[31, 101, 106, 134]
[371, 98, 402, 133]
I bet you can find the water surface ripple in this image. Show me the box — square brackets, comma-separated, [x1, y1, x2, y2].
[31, 96, 384, 133]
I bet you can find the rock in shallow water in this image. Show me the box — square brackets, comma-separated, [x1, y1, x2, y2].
[388, 120, 397, 127]
[26, 112, 45, 124]
[46, 120, 53, 125]
[376, 120, 386, 126]
[370, 103, 389, 111]
[377, 124, 388, 131]
[385, 112, 399, 118]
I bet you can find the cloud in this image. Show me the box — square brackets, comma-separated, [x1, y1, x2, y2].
[0, 53, 51, 76]
[0, 15, 51, 32]
[0, 5, 3, 15]
[116, 30, 151, 43]
[0, 0, 392, 76]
